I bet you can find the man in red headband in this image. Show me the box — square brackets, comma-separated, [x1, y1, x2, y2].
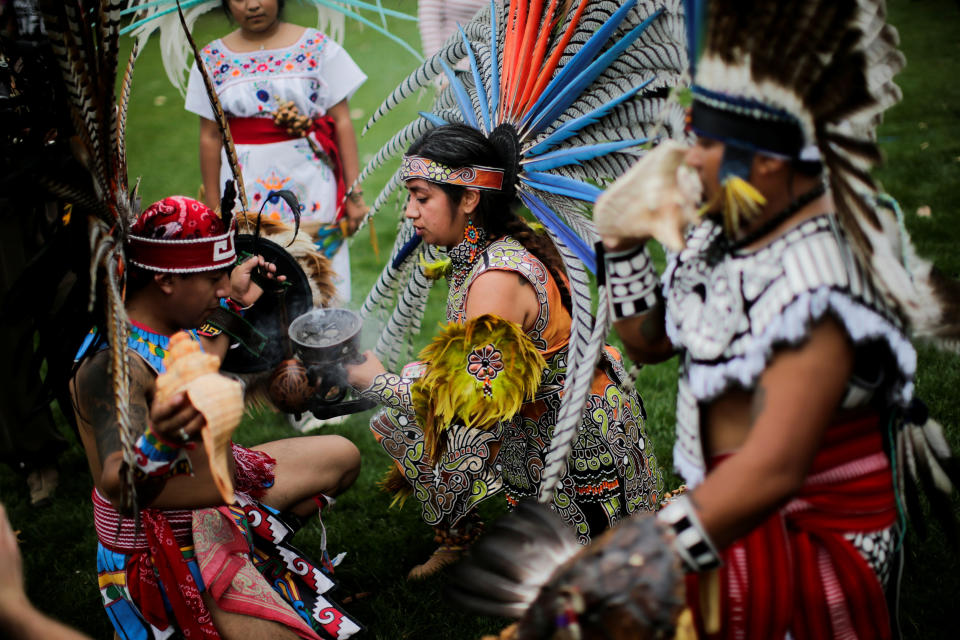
[71, 196, 362, 640]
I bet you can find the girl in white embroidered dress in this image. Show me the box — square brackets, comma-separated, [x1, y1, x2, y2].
[185, 0, 367, 303]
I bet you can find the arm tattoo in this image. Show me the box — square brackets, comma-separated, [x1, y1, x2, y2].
[77, 351, 153, 465]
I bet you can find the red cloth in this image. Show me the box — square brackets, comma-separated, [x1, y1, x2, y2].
[141, 510, 219, 639]
[687, 414, 896, 639]
[92, 445, 278, 639]
[132, 196, 226, 239]
[229, 115, 346, 220]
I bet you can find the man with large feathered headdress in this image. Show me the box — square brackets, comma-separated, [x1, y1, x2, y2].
[588, 0, 959, 637]
[448, 1, 960, 638]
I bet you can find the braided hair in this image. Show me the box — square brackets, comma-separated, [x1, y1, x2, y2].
[407, 124, 572, 312]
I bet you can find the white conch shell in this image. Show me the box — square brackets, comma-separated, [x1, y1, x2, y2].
[594, 140, 702, 252]
[155, 332, 243, 504]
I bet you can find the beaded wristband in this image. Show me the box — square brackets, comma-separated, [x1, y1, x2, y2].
[132, 426, 191, 479]
[657, 493, 722, 572]
[603, 244, 660, 320]
[223, 297, 251, 314]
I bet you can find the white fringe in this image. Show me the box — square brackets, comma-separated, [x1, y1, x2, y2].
[676, 287, 917, 407]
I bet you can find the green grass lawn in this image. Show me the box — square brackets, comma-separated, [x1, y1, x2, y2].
[1, 0, 959, 637]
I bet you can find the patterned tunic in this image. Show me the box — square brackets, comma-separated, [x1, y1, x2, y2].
[364, 236, 663, 543]
[662, 214, 915, 637]
[662, 214, 915, 486]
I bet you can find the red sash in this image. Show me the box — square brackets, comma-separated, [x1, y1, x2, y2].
[687, 413, 896, 639]
[228, 115, 346, 220]
[93, 445, 278, 639]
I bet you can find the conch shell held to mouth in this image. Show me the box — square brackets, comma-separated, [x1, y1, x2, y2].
[155, 332, 244, 504]
[594, 140, 702, 252]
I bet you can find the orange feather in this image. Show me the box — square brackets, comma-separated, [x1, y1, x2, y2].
[509, 0, 544, 115]
[499, 0, 520, 120]
[516, 0, 558, 113]
[505, 0, 529, 120]
[522, 0, 588, 115]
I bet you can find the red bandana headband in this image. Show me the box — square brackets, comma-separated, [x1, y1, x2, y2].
[400, 154, 505, 191]
[127, 196, 237, 273]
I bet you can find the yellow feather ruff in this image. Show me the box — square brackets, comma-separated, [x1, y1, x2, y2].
[418, 252, 452, 280]
[411, 314, 546, 463]
[721, 176, 766, 235]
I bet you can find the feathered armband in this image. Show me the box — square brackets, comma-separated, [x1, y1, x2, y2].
[411, 314, 546, 461]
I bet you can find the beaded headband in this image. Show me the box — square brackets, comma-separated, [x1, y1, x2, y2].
[400, 155, 505, 191]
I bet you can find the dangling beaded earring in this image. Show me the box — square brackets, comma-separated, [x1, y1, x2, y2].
[463, 219, 481, 262]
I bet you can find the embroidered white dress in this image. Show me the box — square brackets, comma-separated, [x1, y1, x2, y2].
[185, 28, 366, 302]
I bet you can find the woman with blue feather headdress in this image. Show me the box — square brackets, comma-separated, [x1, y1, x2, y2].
[345, 0, 688, 578]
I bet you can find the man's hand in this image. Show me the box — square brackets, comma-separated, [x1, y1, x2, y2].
[229, 255, 286, 308]
[345, 350, 387, 390]
[149, 392, 205, 446]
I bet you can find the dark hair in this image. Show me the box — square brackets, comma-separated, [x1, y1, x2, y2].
[221, 0, 286, 20]
[408, 123, 572, 312]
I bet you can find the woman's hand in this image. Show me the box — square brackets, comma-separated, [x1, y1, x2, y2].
[343, 193, 369, 237]
[149, 392, 205, 446]
[229, 255, 286, 308]
[345, 350, 387, 391]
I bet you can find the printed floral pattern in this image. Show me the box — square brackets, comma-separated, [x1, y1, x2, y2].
[467, 344, 504, 397]
[200, 31, 327, 88]
[399, 155, 504, 190]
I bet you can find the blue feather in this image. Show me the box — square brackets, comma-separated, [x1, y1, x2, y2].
[488, 0, 500, 123]
[526, 7, 665, 134]
[119, 0, 205, 17]
[520, 192, 596, 274]
[522, 139, 648, 171]
[684, 0, 706, 76]
[520, 172, 603, 202]
[310, 0, 418, 21]
[521, 0, 638, 128]
[309, 0, 424, 61]
[525, 82, 651, 156]
[418, 111, 450, 127]
[521, 172, 604, 202]
[119, 0, 208, 34]
[392, 234, 423, 269]
[440, 59, 479, 129]
[459, 26, 491, 133]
